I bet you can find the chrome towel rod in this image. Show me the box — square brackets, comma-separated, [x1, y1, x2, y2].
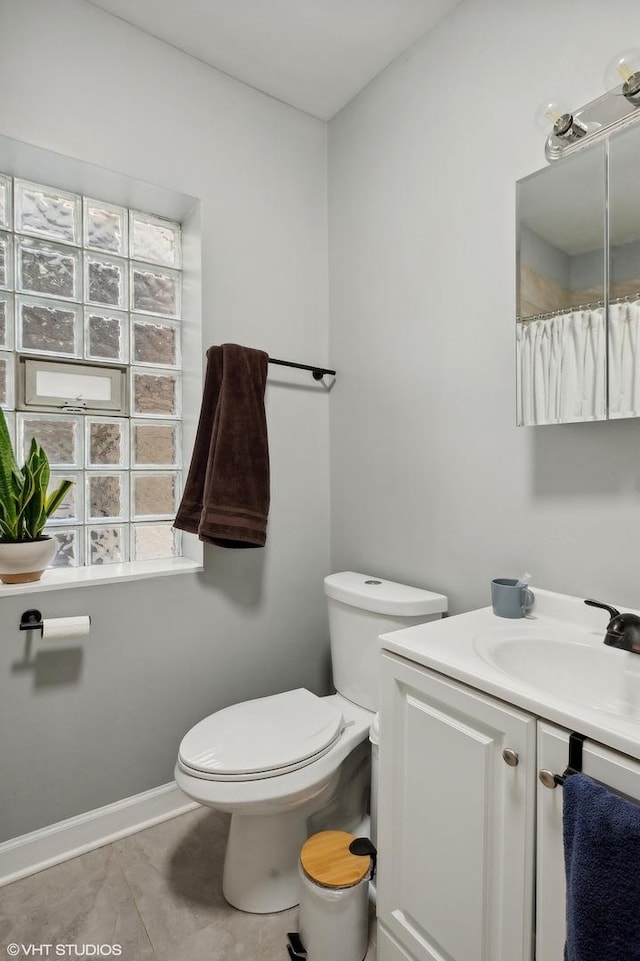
[268, 357, 336, 381]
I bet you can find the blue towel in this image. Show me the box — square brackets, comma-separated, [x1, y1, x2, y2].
[563, 772, 640, 961]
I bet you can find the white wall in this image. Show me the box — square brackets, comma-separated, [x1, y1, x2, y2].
[0, 0, 330, 841]
[7, 0, 640, 846]
[328, 0, 640, 614]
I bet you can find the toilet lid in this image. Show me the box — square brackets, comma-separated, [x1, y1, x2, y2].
[178, 689, 345, 778]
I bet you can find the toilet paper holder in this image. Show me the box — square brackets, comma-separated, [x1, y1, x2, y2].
[19, 609, 92, 637]
[19, 609, 45, 634]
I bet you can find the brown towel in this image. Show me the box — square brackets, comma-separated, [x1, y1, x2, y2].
[174, 343, 270, 548]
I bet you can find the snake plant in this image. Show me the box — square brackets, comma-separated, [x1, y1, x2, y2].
[0, 408, 73, 542]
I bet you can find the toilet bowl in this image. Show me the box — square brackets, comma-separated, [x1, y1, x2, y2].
[175, 572, 447, 914]
[175, 691, 372, 913]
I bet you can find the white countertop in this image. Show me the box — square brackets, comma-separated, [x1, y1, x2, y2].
[381, 588, 640, 761]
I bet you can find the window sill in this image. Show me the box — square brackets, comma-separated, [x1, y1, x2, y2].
[0, 557, 203, 597]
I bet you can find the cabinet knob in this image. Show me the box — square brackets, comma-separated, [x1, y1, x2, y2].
[539, 769, 559, 789]
[502, 748, 519, 767]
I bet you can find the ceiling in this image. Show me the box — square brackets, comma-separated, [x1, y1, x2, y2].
[85, 0, 462, 120]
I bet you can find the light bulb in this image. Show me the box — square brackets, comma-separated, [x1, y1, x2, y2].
[534, 100, 587, 141]
[535, 100, 570, 132]
[604, 49, 640, 103]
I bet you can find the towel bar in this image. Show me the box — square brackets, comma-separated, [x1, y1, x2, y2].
[268, 358, 336, 380]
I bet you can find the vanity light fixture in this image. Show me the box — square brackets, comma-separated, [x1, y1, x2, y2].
[534, 101, 587, 144]
[603, 49, 640, 104]
[537, 47, 640, 162]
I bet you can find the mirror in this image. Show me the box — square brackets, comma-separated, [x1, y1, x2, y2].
[516, 144, 606, 425]
[609, 124, 640, 419]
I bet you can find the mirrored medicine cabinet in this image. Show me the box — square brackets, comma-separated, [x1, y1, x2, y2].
[516, 122, 640, 426]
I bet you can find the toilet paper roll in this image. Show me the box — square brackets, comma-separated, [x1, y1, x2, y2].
[41, 616, 91, 643]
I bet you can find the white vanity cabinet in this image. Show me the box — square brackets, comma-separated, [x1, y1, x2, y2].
[377, 649, 640, 961]
[377, 652, 537, 961]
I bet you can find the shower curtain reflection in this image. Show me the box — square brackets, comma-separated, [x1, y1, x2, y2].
[517, 308, 606, 426]
[609, 300, 640, 419]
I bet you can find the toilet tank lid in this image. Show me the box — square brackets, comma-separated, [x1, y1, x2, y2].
[324, 572, 447, 617]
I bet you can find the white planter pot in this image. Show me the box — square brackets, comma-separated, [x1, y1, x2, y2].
[0, 536, 58, 584]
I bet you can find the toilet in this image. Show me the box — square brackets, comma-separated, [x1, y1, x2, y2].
[174, 571, 447, 914]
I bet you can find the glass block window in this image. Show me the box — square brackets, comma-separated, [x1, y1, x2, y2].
[1, 174, 183, 567]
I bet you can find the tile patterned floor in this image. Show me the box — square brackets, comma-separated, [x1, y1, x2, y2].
[0, 808, 377, 961]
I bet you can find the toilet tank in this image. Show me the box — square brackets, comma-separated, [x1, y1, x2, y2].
[324, 572, 447, 712]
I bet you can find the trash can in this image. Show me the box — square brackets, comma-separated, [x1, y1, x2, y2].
[297, 830, 373, 961]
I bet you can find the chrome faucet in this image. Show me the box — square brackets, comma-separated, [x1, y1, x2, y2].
[585, 599, 640, 654]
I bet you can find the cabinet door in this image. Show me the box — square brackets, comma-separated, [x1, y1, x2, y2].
[516, 143, 606, 426]
[537, 722, 640, 961]
[377, 653, 536, 961]
[378, 924, 415, 961]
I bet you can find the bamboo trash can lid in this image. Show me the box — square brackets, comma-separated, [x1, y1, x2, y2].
[300, 830, 370, 889]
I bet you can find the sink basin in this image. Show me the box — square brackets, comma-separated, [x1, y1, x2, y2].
[474, 624, 640, 720]
[381, 589, 640, 755]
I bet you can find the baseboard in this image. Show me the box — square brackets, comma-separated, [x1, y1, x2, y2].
[0, 781, 199, 887]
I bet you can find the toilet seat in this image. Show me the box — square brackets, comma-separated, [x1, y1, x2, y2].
[178, 688, 346, 782]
